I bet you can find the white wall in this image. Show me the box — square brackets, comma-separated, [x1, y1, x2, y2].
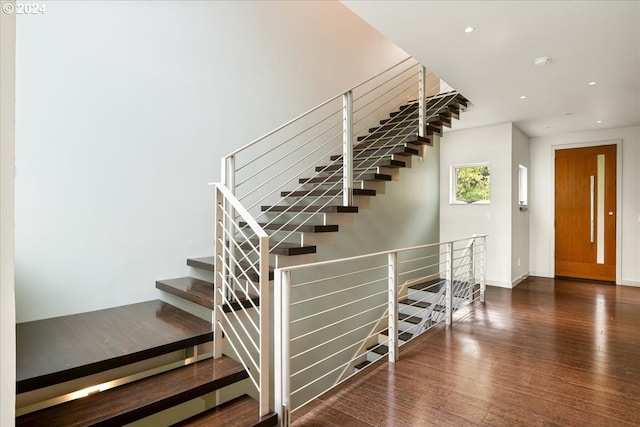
[511, 125, 530, 283]
[440, 123, 514, 287]
[14, 0, 409, 322]
[1, 2, 17, 424]
[530, 126, 640, 285]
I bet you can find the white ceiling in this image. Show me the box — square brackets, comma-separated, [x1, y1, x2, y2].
[343, 1, 640, 138]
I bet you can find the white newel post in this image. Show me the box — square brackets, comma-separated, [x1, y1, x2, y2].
[445, 242, 453, 326]
[274, 268, 291, 427]
[213, 186, 224, 359]
[258, 235, 270, 417]
[222, 156, 236, 296]
[388, 252, 399, 363]
[342, 91, 353, 207]
[418, 65, 426, 138]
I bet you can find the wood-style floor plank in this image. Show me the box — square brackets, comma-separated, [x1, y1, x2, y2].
[292, 277, 640, 426]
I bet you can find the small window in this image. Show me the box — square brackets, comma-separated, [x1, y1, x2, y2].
[518, 164, 528, 206]
[451, 164, 490, 204]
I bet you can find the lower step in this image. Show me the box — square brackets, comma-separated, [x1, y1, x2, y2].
[16, 356, 247, 427]
[172, 394, 277, 427]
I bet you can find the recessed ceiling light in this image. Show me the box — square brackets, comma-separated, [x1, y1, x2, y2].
[464, 26, 474, 33]
[589, 81, 597, 86]
[596, 120, 603, 124]
[533, 56, 552, 67]
[520, 95, 527, 99]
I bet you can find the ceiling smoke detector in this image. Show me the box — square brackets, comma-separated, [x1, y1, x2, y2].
[533, 56, 552, 68]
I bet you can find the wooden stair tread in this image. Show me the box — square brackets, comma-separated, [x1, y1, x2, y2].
[409, 278, 445, 293]
[16, 300, 213, 393]
[316, 158, 406, 172]
[353, 361, 371, 370]
[240, 221, 339, 233]
[380, 329, 414, 342]
[398, 312, 422, 324]
[299, 173, 392, 184]
[261, 205, 359, 213]
[331, 146, 419, 161]
[367, 344, 388, 356]
[354, 135, 431, 149]
[171, 394, 277, 427]
[238, 239, 317, 256]
[281, 188, 376, 198]
[156, 277, 214, 309]
[187, 256, 215, 271]
[16, 356, 247, 427]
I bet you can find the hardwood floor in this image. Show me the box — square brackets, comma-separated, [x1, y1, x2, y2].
[292, 277, 640, 426]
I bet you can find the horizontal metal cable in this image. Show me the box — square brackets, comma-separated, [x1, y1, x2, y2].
[291, 276, 387, 306]
[291, 300, 388, 342]
[291, 288, 387, 325]
[290, 264, 387, 289]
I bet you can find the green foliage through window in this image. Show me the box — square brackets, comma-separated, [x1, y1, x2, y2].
[454, 165, 490, 203]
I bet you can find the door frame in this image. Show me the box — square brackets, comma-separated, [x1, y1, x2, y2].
[550, 139, 622, 284]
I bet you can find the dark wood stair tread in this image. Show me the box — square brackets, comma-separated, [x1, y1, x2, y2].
[240, 221, 338, 233]
[380, 329, 413, 342]
[331, 146, 419, 161]
[171, 394, 277, 427]
[16, 300, 213, 394]
[409, 278, 445, 293]
[367, 344, 389, 356]
[238, 240, 317, 256]
[316, 158, 406, 172]
[156, 277, 214, 309]
[398, 312, 422, 324]
[16, 356, 247, 427]
[187, 256, 215, 271]
[354, 135, 431, 149]
[281, 188, 376, 198]
[261, 204, 359, 213]
[299, 173, 392, 184]
[354, 361, 371, 370]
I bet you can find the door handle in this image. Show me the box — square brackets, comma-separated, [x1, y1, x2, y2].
[590, 175, 595, 243]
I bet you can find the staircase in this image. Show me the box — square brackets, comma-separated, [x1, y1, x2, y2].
[15, 300, 277, 426]
[15, 58, 470, 426]
[355, 278, 475, 371]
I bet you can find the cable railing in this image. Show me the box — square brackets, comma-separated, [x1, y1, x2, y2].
[211, 183, 269, 416]
[221, 57, 464, 253]
[274, 235, 487, 426]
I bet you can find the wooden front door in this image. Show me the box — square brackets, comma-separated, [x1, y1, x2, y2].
[555, 145, 616, 282]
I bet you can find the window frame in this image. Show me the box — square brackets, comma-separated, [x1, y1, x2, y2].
[450, 163, 491, 205]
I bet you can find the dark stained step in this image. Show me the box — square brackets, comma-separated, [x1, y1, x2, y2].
[187, 256, 214, 271]
[156, 277, 214, 309]
[409, 278, 445, 293]
[367, 344, 389, 356]
[299, 173, 392, 184]
[238, 240, 316, 256]
[380, 329, 414, 342]
[315, 158, 406, 172]
[358, 127, 416, 142]
[16, 356, 247, 427]
[354, 134, 430, 149]
[185, 257, 274, 282]
[171, 394, 277, 427]
[398, 312, 422, 325]
[261, 205, 358, 214]
[380, 105, 457, 125]
[222, 293, 260, 313]
[237, 260, 275, 282]
[331, 146, 419, 161]
[241, 221, 339, 233]
[354, 360, 371, 370]
[281, 188, 376, 198]
[369, 119, 418, 134]
[16, 300, 213, 394]
[400, 298, 431, 310]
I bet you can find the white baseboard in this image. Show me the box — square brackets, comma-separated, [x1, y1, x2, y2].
[511, 273, 529, 287]
[530, 271, 553, 278]
[486, 280, 513, 289]
[621, 280, 640, 287]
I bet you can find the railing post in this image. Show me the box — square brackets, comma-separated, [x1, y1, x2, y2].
[213, 186, 224, 359]
[258, 235, 270, 417]
[222, 155, 236, 296]
[445, 242, 453, 326]
[388, 252, 399, 363]
[469, 239, 475, 302]
[342, 91, 353, 207]
[418, 65, 426, 138]
[274, 268, 290, 427]
[480, 235, 487, 303]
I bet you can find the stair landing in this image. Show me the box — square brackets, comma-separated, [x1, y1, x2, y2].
[16, 300, 213, 393]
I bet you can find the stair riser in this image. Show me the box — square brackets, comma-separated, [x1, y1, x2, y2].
[399, 304, 429, 317]
[377, 333, 408, 345]
[398, 319, 421, 331]
[366, 351, 385, 363]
